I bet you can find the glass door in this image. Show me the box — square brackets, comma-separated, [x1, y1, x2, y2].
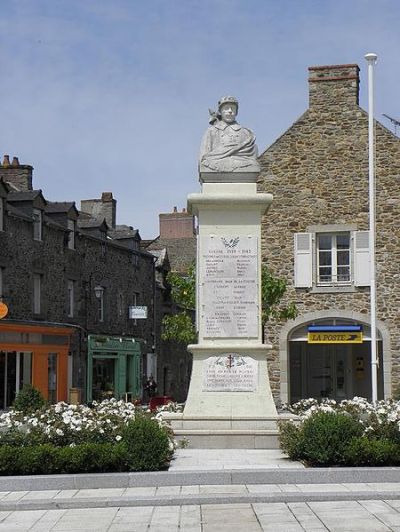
[0, 351, 17, 409]
[92, 358, 116, 401]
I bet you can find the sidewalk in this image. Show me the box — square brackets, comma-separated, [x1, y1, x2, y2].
[0, 450, 399, 530]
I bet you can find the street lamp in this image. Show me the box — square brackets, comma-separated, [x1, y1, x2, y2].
[365, 52, 378, 402]
[94, 285, 104, 299]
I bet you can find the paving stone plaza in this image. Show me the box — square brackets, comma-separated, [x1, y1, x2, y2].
[0, 450, 400, 531]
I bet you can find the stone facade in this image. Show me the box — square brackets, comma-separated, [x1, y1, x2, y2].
[0, 159, 189, 404]
[144, 207, 196, 401]
[258, 63, 400, 404]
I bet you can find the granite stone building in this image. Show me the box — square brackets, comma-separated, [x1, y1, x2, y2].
[0, 160, 160, 406]
[258, 63, 400, 405]
[143, 207, 197, 402]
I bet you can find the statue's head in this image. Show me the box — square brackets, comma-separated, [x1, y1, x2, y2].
[218, 96, 238, 124]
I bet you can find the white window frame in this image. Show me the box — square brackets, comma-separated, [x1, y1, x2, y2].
[316, 232, 351, 286]
[98, 289, 104, 322]
[294, 228, 370, 289]
[67, 280, 74, 317]
[67, 219, 75, 250]
[33, 274, 41, 314]
[33, 209, 42, 241]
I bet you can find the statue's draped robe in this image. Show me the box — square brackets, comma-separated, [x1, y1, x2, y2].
[199, 120, 259, 172]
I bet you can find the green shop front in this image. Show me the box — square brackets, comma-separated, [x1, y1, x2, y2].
[87, 335, 141, 402]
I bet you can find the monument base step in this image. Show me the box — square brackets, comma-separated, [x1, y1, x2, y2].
[173, 429, 280, 449]
[163, 413, 297, 449]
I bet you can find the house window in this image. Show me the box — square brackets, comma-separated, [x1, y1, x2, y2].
[294, 230, 370, 289]
[118, 293, 124, 317]
[95, 286, 104, 322]
[67, 219, 75, 250]
[33, 209, 42, 241]
[67, 280, 74, 317]
[33, 274, 42, 314]
[317, 233, 350, 285]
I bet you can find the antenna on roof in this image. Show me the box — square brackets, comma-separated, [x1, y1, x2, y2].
[382, 113, 400, 136]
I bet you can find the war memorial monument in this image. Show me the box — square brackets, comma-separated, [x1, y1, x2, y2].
[166, 97, 283, 448]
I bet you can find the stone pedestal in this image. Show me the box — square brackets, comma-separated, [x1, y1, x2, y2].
[164, 176, 285, 448]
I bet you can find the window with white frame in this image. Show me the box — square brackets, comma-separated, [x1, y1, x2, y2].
[33, 273, 42, 314]
[67, 280, 74, 317]
[67, 219, 75, 250]
[97, 287, 104, 322]
[33, 209, 42, 241]
[317, 233, 351, 285]
[294, 230, 370, 289]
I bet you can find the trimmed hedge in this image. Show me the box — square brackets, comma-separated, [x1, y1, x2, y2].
[344, 437, 400, 467]
[0, 415, 172, 475]
[278, 411, 400, 467]
[122, 413, 171, 471]
[0, 443, 127, 475]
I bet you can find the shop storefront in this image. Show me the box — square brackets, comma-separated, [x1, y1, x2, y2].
[0, 322, 76, 408]
[87, 335, 141, 402]
[287, 319, 384, 403]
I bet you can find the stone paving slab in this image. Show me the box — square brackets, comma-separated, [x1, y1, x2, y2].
[1, 484, 400, 512]
[1, 467, 400, 493]
[2, 501, 400, 531]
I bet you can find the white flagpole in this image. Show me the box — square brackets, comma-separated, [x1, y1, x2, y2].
[365, 52, 378, 402]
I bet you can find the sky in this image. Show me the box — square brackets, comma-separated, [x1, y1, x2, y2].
[0, 0, 399, 239]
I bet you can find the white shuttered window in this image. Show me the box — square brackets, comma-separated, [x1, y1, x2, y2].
[294, 230, 371, 288]
[294, 233, 313, 288]
[354, 231, 371, 287]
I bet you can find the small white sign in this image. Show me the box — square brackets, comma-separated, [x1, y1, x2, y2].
[129, 306, 148, 319]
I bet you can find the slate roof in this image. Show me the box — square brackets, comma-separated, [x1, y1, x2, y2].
[7, 190, 44, 202]
[46, 201, 77, 214]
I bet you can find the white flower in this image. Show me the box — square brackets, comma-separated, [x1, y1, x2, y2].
[115, 435, 122, 441]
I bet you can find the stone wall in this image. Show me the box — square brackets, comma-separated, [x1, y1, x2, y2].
[258, 63, 400, 401]
[0, 190, 155, 400]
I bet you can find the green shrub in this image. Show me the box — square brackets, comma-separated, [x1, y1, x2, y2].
[13, 385, 46, 414]
[280, 412, 363, 466]
[122, 413, 172, 471]
[278, 421, 304, 460]
[344, 437, 400, 467]
[0, 443, 129, 476]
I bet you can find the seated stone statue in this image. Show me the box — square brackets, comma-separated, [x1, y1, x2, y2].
[199, 96, 260, 175]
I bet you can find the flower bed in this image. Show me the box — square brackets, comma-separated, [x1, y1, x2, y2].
[0, 399, 176, 475]
[279, 397, 400, 466]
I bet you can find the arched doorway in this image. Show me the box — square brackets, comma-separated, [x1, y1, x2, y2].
[287, 317, 385, 403]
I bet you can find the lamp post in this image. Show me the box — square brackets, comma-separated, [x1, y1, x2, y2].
[365, 52, 378, 402]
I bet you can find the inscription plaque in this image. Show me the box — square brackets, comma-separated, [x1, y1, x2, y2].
[201, 235, 258, 337]
[203, 354, 258, 392]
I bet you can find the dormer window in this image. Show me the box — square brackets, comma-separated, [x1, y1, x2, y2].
[67, 219, 76, 250]
[33, 208, 42, 241]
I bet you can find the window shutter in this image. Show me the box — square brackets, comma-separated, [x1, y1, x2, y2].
[294, 233, 312, 288]
[354, 231, 370, 286]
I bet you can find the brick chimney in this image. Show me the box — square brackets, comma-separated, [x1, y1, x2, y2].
[81, 192, 116, 229]
[0, 155, 33, 191]
[308, 64, 360, 110]
[159, 207, 195, 239]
